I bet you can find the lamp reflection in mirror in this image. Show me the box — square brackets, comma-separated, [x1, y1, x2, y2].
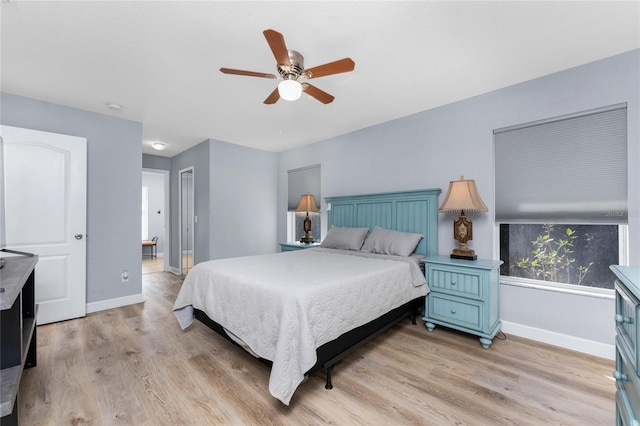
[439, 176, 488, 260]
[295, 194, 319, 243]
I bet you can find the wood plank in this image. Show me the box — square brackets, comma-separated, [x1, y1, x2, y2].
[51, 319, 102, 424]
[17, 326, 54, 426]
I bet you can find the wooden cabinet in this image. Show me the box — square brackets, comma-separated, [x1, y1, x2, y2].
[1, 255, 38, 426]
[611, 265, 640, 426]
[421, 256, 502, 349]
[279, 242, 321, 252]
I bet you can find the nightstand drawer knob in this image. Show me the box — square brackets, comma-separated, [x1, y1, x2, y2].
[615, 314, 632, 324]
[451, 309, 456, 315]
[613, 370, 628, 381]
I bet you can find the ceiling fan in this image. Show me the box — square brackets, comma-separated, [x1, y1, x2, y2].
[220, 29, 355, 105]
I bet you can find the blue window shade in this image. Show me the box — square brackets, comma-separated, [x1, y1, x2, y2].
[287, 164, 321, 212]
[494, 103, 627, 224]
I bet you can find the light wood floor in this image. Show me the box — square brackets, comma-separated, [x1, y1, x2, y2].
[142, 257, 164, 274]
[18, 271, 616, 425]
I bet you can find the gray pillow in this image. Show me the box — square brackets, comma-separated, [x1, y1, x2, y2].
[361, 226, 423, 257]
[320, 226, 369, 251]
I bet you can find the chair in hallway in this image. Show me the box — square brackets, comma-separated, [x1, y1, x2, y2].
[142, 236, 158, 258]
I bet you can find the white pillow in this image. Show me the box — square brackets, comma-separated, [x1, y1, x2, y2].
[361, 226, 423, 257]
[320, 226, 369, 251]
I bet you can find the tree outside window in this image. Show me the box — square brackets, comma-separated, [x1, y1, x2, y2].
[500, 224, 619, 289]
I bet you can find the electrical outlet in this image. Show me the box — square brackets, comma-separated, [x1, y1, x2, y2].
[121, 270, 129, 283]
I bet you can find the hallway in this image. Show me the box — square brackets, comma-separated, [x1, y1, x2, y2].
[142, 256, 164, 274]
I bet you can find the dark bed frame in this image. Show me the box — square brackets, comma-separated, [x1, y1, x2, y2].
[194, 189, 441, 391]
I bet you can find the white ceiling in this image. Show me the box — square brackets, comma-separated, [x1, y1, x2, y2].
[2, 1, 638, 157]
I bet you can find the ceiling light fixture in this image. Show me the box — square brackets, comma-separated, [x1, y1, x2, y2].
[106, 102, 123, 111]
[152, 142, 167, 151]
[278, 79, 302, 101]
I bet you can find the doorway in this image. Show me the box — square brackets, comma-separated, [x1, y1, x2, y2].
[179, 167, 194, 276]
[142, 168, 169, 274]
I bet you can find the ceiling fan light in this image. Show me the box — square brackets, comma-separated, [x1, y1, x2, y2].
[278, 79, 302, 101]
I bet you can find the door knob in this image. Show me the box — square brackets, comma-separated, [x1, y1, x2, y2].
[75, 233, 84, 240]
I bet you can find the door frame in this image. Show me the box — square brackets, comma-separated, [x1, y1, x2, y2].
[178, 166, 195, 275]
[142, 168, 170, 272]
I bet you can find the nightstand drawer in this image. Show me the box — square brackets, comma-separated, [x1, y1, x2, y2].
[428, 266, 482, 299]
[615, 279, 640, 376]
[615, 344, 640, 425]
[429, 294, 482, 329]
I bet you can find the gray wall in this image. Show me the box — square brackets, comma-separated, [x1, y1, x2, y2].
[277, 49, 640, 351]
[210, 140, 278, 259]
[1, 92, 143, 303]
[167, 139, 278, 270]
[143, 153, 171, 171]
[170, 139, 211, 267]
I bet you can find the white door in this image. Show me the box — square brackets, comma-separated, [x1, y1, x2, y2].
[2, 125, 87, 325]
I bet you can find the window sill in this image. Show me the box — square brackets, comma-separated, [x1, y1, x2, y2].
[499, 276, 615, 300]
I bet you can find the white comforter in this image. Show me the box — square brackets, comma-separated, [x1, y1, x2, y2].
[173, 248, 428, 405]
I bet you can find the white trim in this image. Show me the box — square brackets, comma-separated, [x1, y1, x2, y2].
[86, 293, 145, 314]
[500, 276, 615, 300]
[170, 266, 181, 275]
[143, 167, 171, 275]
[501, 320, 614, 360]
[178, 166, 195, 275]
[286, 211, 296, 242]
[619, 224, 629, 265]
[141, 185, 149, 240]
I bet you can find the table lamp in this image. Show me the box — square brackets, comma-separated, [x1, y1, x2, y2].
[295, 194, 319, 243]
[439, 176, 488, 260]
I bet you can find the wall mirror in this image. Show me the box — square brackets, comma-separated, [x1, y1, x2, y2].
[179, 167, 194, 276]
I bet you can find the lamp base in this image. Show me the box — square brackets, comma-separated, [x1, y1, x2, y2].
[450, 253, 477, 261]
[299, 236, 315, 243]
[450, 247, 477, 261]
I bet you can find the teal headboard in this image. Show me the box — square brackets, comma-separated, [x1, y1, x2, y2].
[324, 189, 441, 257]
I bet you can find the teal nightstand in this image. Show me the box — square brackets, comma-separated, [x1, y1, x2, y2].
[421, 255, 503, 349]
[279, 242, 321, 252]
[610, 265, 640, 426]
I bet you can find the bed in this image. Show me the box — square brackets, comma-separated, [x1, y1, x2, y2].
[173, 189, 441, 405]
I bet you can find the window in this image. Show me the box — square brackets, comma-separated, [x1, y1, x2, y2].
[499, 224, 625, 290]
[495, 104, 628, 291]
[287, 165, 321, 242]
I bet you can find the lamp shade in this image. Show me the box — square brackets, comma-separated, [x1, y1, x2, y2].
[439, 176, 488, 213]
[295, 194, 319, 213]
[278, 79, 302, 101]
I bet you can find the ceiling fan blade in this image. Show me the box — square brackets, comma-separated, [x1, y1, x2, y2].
[263, 87, 280, 104]
[303, 84, 335, 104]
[304, 58, 355, 79]
[220, 68, 277, 79]
[263, 29, 291, 66]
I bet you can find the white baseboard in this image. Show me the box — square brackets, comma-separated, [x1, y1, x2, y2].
[170, 266, 181, 275]
[86, 293, 145, 314]
[501, 320, 614, 360]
